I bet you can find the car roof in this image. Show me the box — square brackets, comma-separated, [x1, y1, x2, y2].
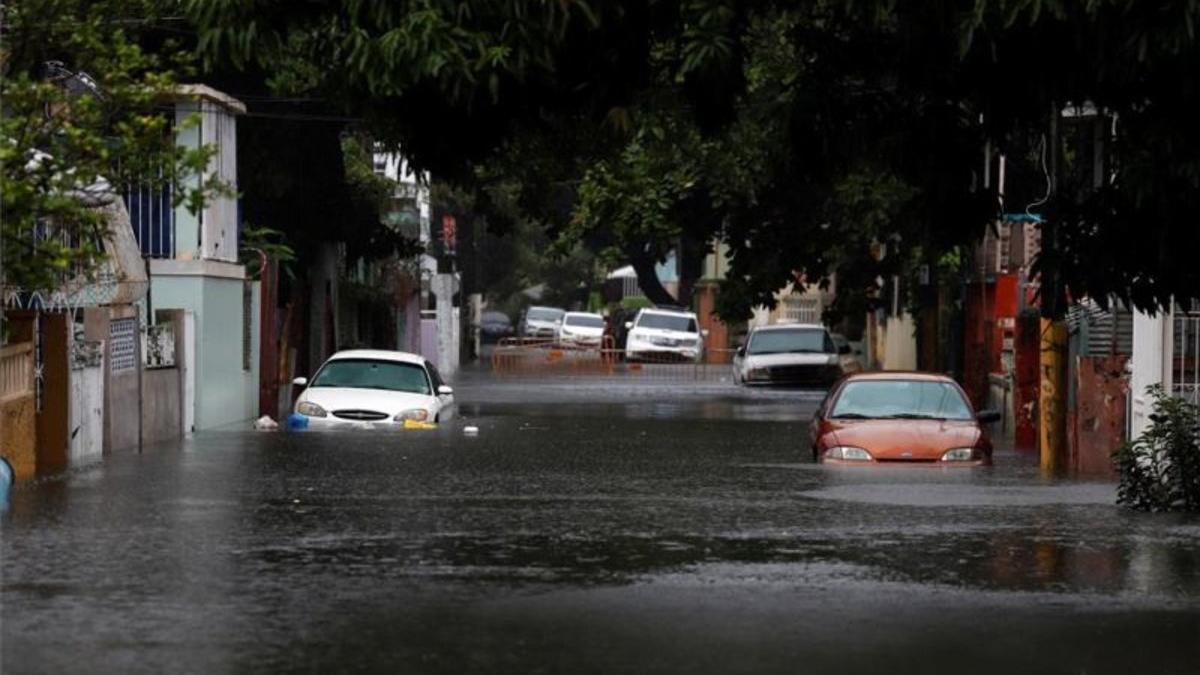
[842, 371, 956, 383]
[754, 323, 826, 332]
[527, 306, 564, 312]
[326, 349, 427, 366]
[563, 311, 602, 317]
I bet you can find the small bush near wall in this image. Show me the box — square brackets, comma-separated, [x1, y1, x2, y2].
[1114, 386, 1200, 512]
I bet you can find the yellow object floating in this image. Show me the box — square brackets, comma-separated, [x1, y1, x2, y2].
[402, 419, 438, 430]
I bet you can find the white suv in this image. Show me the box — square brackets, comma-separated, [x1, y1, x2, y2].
[624, 307, 705, 362]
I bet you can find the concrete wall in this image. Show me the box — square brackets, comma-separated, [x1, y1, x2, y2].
[1, 394, 37, 481]
[881, 314, 918, 371]
[150, 261, 259, 430]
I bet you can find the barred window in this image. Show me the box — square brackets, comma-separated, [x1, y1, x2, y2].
[243, 281, 252, 371]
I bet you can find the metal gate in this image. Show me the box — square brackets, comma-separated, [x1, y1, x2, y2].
[1173, 302, 1200, 405]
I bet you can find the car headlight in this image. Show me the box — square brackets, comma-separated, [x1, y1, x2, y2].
[296, 401, 327, 418]
[941, 447, 981, 462]
[746, 368, 769, 381]
[824, 446, 874, 461]
[394, 409, 430, 422]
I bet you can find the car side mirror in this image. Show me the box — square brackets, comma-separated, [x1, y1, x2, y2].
[292, 377, 308, 387]
[839, 344, 851, 355]
[624, 321, 633, 330]
[701, 329, 710, 338]
[976, 409, 1002, 424]
[438, 385, 454, 396]
[736, 346, 746, 357]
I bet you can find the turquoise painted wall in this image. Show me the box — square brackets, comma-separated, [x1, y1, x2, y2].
[151, 275, 260, 429]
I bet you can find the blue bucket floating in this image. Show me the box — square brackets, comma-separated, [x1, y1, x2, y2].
[287, 413, 309, 431]
[0, 457, 13, 511]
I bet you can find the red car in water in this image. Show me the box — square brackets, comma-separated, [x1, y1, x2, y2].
[809, 372, 1001, 465]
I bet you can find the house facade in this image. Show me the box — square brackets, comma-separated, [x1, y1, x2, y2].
[134, 85, 260, 431]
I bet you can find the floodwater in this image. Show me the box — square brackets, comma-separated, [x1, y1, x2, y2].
[2, 374, 1198, 674]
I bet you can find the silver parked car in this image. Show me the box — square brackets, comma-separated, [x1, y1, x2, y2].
[519, 306, 565, 339]
[733, 323, 845, 387]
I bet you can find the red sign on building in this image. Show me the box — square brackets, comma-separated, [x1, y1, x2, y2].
[441, 214, 457, 256]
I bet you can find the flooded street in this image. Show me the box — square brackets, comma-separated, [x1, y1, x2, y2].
[3, 375, 1199, 674]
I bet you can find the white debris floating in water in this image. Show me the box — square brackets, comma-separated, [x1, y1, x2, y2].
[463, 426, 480, 436]
[254, 416, 279, 431]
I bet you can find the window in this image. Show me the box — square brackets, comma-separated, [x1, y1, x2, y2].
[830, 380, 974, 420]
[637, 313, 697, 333]
[527, 308, 564, 322]
[565, 314, 604, 328]
[310, 359, 432, 395]
[748, 329, 834, 355]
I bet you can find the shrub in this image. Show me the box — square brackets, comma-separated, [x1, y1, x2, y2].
[1114, 385, 1200, 512]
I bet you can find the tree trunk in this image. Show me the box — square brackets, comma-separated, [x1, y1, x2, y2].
[675, 235, 707, 308]
[626, 245, 678, 306]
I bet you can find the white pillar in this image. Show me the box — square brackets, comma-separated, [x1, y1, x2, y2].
[1130, 307, 1173, 439]
[434, 273, 458, 378]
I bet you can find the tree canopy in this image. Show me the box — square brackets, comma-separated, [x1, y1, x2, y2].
[1, 0, 216, 292]
[186, 1, 1200, 316]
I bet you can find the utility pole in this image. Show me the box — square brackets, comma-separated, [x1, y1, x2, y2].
[1038, 101, 1068, 473]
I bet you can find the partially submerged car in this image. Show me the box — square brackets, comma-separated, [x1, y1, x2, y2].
[809, 372, 1000, 465]
[733, 324, 844, 387]
[291, 350, 455, 429]
[624, 307, 705, 362]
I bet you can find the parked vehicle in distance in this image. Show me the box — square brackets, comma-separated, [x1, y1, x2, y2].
[733, 324, 844, 387]
[809, 372, 1000, 465]
[519, 306, 565, 339]
[830, 332, 865, 374]
[291, 350, 455, 429]
[624, 307, 706, 362]
[480, 310, 515, 343]
[557, 311, 605, 348]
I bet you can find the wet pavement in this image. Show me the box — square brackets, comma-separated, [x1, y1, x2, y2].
[3, 374, 1199, 673]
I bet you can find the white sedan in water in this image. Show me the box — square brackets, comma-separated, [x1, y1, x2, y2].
[291, 350, 455, 429]
[556, 311, 606, 348]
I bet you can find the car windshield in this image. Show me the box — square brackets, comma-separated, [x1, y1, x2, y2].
[748, 328, 834, 355]
[830, 380, 974, 420]
[637, 313, 697, 333]
[310, 359, 431, 395]
[527, 308, 564, 322]
[565, 314, 604, 328]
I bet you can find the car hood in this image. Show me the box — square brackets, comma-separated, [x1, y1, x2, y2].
[299, 387, 437, 414]
[742, 352, 837, 368]
[630, 327, 700, 340]
[826, 419, 981, 460]
[561, 325, 604, 337]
